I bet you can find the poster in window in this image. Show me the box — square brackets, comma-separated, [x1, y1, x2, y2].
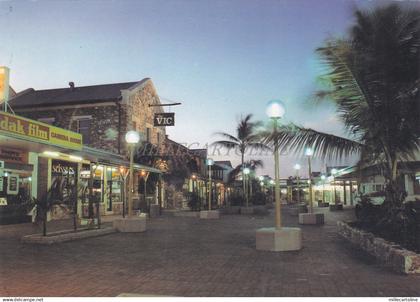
[7, 174, 19, 195]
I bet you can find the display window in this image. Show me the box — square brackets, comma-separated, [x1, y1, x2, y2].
[105, 167, 122, 211]
[50, 159, 78, 206]
[0, 170, 32, 206]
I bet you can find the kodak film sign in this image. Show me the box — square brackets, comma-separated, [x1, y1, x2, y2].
[0, 111, 82, 150]
[0, 67, 9, 104]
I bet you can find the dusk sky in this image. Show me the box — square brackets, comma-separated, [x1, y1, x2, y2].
[2, 0, 418, 177]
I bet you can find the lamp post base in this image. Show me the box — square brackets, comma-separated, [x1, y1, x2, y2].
[256, 227, 302, 251]
[329, 203, 344, 211]
[200, 210, 220, 219]
[298, 213, 324, 225]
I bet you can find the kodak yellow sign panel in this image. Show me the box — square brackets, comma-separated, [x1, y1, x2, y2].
[0, 67, 10, 104]
[0, 111, 82, 150]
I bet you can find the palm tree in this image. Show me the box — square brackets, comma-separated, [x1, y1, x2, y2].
[212, 115, 270, 206]
[262, 4, 420, 210]
[228, 159, 264, 203]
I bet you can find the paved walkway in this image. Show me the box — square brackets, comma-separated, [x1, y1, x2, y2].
[0, 206, 419, 297]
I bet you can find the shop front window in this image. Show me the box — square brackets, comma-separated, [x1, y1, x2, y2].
[92, 165, 104, 204]
[51, 160, 78, 206]
[0, 172, 32, 206]
[77, 118, 92, 144]
[106, 167, 122, 211]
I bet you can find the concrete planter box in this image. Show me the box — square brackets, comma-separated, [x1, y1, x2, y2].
[253, 206, 269, 216]
[317, 201, 330, 208]
[200, 210, 220, 219]
[299, 213, 324, 225]
[113, 217, 146, 233]
[240, 207, 254, 215]
[337, 221, 420, 274]
[330, 203, 344, 211]
[21, 227, 116, 245]
[220, 206, 241, 215]
[256, 227, 302, 252]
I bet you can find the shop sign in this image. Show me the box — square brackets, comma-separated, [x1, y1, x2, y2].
[0, 111, 82, 150]
[0, 148, 28, 164]
[154, 113, 175, 127]
[0, 176, 3, 192]
[6, 174, 19, 195]
[52, 160, 76, 176]
[0, 198, 7, 206]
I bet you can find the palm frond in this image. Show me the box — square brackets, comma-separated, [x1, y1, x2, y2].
[213, 132, 241, 144]
[262, 123, 363, 160]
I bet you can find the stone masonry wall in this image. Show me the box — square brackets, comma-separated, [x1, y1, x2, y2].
[15, 104, 123, 154]
[337, 221, 420, 274]
[124, 81, 166, 156]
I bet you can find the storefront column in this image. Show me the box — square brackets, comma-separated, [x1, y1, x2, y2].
[77, 162, 83, 217]
[103, 167, 108, 213]
[343, 181, 347, 205]
[28, 152, 38, 199]
[47, 158, 52, 191]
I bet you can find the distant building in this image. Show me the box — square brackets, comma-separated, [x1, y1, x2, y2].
[335, 159, 420, 203]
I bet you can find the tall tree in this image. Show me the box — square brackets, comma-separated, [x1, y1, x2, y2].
[212, 115, 270, 205]
[262, 4, 420, 209]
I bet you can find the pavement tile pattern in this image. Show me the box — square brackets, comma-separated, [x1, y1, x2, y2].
[0, 206, 419, 297]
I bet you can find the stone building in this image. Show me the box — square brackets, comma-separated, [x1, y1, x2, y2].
[8, 79, 168, 214]
[9, 78, 166, 157]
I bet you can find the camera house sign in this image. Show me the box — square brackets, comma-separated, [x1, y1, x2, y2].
[154, 113, 175, 127]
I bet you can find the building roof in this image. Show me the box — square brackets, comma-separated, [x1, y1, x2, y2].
[190, 148, 207, 158]
[9, 78, 150, 108]
[214, 160, 233, 168]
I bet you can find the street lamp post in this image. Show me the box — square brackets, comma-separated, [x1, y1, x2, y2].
[256, 100, 302, 252]
[207, 158, 214, 211]
[294, 164, 301, 204]
[321, 175, 326, 204]
[191, 174, 197, 194]
[269, 179, 275, 203]
[266, 100, 285, 229]
[119, 166, 129, 218]
[305, 148, 314, 213]
[243, 167, 250, 207]
[259, 175, 265, 194]
[331, 168, 338, 205]
[125, 130, 140, 217]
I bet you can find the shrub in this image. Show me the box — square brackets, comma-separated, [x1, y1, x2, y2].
[186, 192, 201, 211]
[229, 192, 245, 206]
[355, 195, 420, 253]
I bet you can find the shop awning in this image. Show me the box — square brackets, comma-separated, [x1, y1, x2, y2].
[133, 163, 162, 174]
[80, 146, 162, 174]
